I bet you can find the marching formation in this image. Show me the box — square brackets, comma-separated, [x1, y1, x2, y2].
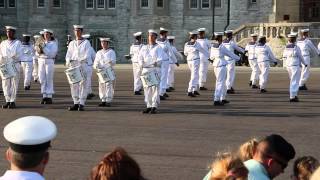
[0, 25, 320, 112]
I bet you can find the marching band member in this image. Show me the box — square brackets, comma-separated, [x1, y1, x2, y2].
[65, 25, 91, 111]
[156, 27, 177, 100]
[210, 32, 240, 106]
[93, 38, 116, 107]
[82, 34, 96, 99]
[0, 26, 22, 109]
[283, 32, 307, 102]
[197, 28, 211, 90]
[38, 29, 58, 104]
[256, 36, 278, 93]
[245, 33, 259, 88]
[20, 34, 35, 90]
[184, 31, 207, 97]
[167, 36, 182, 91]
[222, 30, 245, 94]
[296, 29, 320, 90]
[129, 32, 143, 95]
[138, 29, 166, 114]
[32, 34, 42, 83]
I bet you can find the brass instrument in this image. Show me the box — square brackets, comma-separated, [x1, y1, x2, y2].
[35, 36, 45, 54]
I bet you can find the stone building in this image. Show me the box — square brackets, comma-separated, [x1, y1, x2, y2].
[0, 0, 319, 62]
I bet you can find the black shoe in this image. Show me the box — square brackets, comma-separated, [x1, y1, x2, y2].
[163, 93, 169, 98]
[249, 81, 252, 87]
[227, 88, 235, 94]
[98, 102, 106, 107]
[45, 98, 53, 104]
[200, 87, 208, 90]
[290, 96, 299, 102]
[251, 85, 258, 89]
[150, 107, 157, 114]
[105, 102, 111, 107]
[87, 93, 95, 99]
[214, 101, 224, 106]
[68, 104, 79, 111]
[260, 89, 267, 93]
[142, 108, 152, 114]
[134, 91, 142, 95]
[40, 98, 46, 104]
[169, 87, 175, 91]
[299, 85, 308, 90]
[0, 90, 2, 94]
[187, 92, 196, 97]
[78, 104, 85, 111]
[221, 100, 230, 104]
[139, 88, 143, 92]
[2, 102, 10, 109]
[193, 91, 200, 95]
[166, 88, 172, 92]
[34, 79, 38, 83]
[160, 96, 166, 100]
[8, 102, 16, 109]
[24, 86, 30, 90]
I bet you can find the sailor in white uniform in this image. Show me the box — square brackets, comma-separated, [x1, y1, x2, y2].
[0, 26, 22, 109]
[129, 32, 144, 95]
[210, 32, 240, 106]
[167, 36, 182, 91]
[245, 33, 259, 89]
[296, 29, 320, 90]
[32, 34, 42, 83]
[255, 36, 278, 93]
[93, 38, 116, 107]
[20, 34, 35, 90]
[65, 25, 91, 111]
[222, 30, 245, 94]
[283, 32, 307, 102]
[1, 116, 57, 180]
[82, 34, 96, 99]
[138, 29, 166, 114]
[197, 28, 211, 90]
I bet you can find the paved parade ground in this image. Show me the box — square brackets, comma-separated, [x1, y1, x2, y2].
[0, 65, 320, 180]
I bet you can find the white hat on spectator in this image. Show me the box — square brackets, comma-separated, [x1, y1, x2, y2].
[99, 37, 111, 42]
[250, 33, 259, 37]
[197, 28, 206, 32]
[214, 32, 224, 36]
[159, 27, 169, 32]
[5, 26, 17, 30]
[22, 34, 31, 37]
[300, 29, 309, 33]
[133, 32, 142, 37]
[43, 29, 54, 34]
[224, 30, 233, 34]
[167, 36, 175, 40]
[73, 25, 84, 29]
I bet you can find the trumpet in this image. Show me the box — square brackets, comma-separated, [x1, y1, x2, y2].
[35, 36, 46, 54]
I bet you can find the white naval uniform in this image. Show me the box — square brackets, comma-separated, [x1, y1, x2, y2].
[255, 43, 278, 90]
[222, 39, 245, 90]
[245, 41, 260, 85]
[0, 39, 22, 103]
[138, 44, 166, 108]
[20, 44, 35, 87]
[196, 38, 211, 87]
[65, 39, 91, 105]
[283, 43, 306, 99]
[184, 41, 207, 93]
[93, 48, 116, 103]
[32, 51, 39, 81]
[296, 38, 320, 86]
[167, 45, 183, 88]
[210, 42, 240, 101]
[130, 41, 143, 92]
[86, 46, 96, 95]
[0, 170, 45, 180]
[38, 40, 58, 98]
[156, 38, 176, 96]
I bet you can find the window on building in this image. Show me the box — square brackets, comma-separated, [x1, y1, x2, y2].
[108, 0, 115, 8]
[8, 0, 15, 8]
[312, 6, 319, 18]
[215, 0, 221, 8]
[141, 0, 148, 8]
[53, 0, 61, 8]
[38, 0, 45, 7]
[0, 0, 4, 8]
[157, 0, 163, 7]
[251, 0, 257, 3]
[190, 0, 198, 9]
[201, 0, 210, 8]
[86, 0, 94, 9]
[97, 0, 104, 9]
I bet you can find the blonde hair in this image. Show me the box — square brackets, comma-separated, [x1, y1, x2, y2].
[238, 138, 258, 162]
[293, 156, 319, 180]
[210, 153, 248, 180]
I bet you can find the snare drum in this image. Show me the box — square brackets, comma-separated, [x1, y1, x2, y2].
[65, 66, 86, 84]
[96, 66, 116, 83]
[140, 70, 160, 88]
[0, 61, 17, 80]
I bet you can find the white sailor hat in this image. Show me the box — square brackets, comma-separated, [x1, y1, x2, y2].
[82, 34, 91, 39]
[214, 32, 224, 36]
[250, 33, 259, 37]
[189, 31, 198, 35]
[148, 29, 158, 35]
[33, 35, 40, 38]
[159, 27, 168, 32]
[133, 32, 142, 37]
[3, 116, 57, 153]
[5, 26, 17, 30]
[22, 34, 31, 37]
[287, 32, 298, 38]
[43, 29, 54, 34]
[224, 30, 233, 34]
[300, 29, 309, 33]
[39, 30, 44, 35]
[197, 28, 206, 32]
[73, 25, 84, 29]
[167, 36, 175, 40]
[99, 37, 111, 42]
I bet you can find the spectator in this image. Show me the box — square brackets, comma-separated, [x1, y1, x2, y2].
[292, 156, 319, 180]
[90, 147, 147, 180]
[238, 138, 258, 162]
